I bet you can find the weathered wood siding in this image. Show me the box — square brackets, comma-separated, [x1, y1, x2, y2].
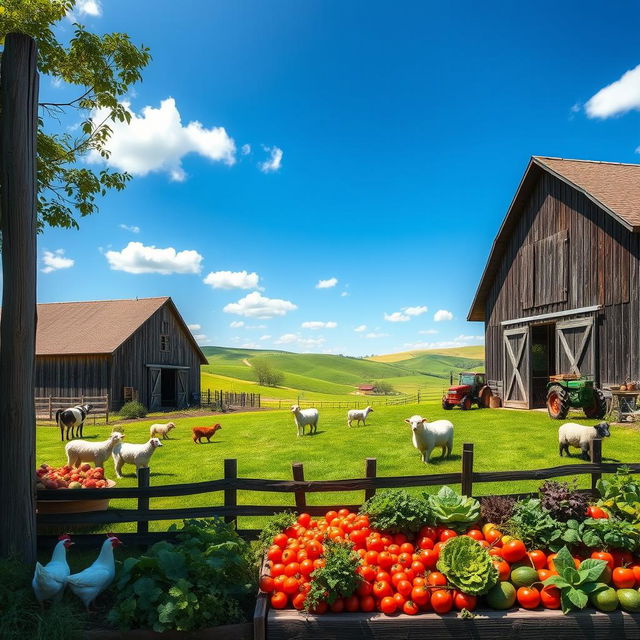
[110, 304, 201, 409]
[485, 171, 640, 391]
[35, 355, 111, 398]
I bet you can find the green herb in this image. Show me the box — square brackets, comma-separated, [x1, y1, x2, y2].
[505, 498, 566, 552]
[596, 467, 640, 524]
[108, 518, 256, 632]
[436, 536, 498, 596]
[256, 511, 297, 556]
[426, 486, 480, 531]
[305, 541, 362, 609]
[563, 517, 640, 551]
[360, 489, 431, 534]
[542, 546, 608, 614]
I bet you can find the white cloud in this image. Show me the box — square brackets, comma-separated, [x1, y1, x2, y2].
[188, 323, 201, 330]
[105, 241, 203, 275]
[259, 145, 283, 173]
[301, 321, 337, 330]
[241, 144, 251, 155]
[246, 324, 267, 330]
[240, 342, 260, 349]
[418, 329, 438, 335]
[259, 335, 271, 341]
[77, 0, 101, 16]
[341, 291, 349, 297]
[203, 270, 260, 290]
[223, 291, 297, 318]
[230, 320, 245, 328]
[404, 305, 428, 316]
[365, 332, 389, 339]
[41, 249, 74, 274]
[434, 309, 454, 322]
[316, 277, 338, 289]
[275, 333, 325, 348]
[354, 324, 367, 333]
[119, 224, 140, 233]
[585, 64, 640, 119]
[384, 311, 410, 323]
[88, 98, 236, 181]
[403, 334, 484, 350]
[193, 333, 207, 341]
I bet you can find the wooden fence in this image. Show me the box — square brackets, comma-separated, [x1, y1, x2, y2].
[35, 395, 110, 424]
[258, 391, 439, 410]
[200, 389, 261, 411]
[36, 438, 636, 548]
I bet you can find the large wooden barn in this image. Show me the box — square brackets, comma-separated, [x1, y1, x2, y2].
[32, 297, 206, 411]
[469, 156, 640, 409]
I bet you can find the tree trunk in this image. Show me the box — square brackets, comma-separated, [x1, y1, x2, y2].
[0, 33, 39, 563]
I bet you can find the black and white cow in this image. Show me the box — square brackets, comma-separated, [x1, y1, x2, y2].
[56, 404, 93, 441]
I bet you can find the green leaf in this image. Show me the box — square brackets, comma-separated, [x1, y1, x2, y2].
[577, 559, 607, 584]
[542, 575, 571, 590]
[553, 546, 576, 577]
[581, 581, 608, 595]
[566, 587, 588, 610]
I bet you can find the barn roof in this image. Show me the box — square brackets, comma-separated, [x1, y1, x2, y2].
[468, 156, 640, 322]
[29, 297, 207, 363]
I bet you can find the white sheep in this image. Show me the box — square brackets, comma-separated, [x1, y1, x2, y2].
[347, 406, 374, 427]
[65, 432, 125, 468]
[291, 405, 319, 437]
[559, 421, 610, 460]
[149, 422, 176, 439]
[112, 437, 163, 478]
[404, 415, 454, 463]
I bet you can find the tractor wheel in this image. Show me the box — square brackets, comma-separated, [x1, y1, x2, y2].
[584, 387, 607, 419]
[460, 395, 472, 411]
[547, 385, 570, 420]
[477, 385, 492, 409]
[442, 399, 453, 410]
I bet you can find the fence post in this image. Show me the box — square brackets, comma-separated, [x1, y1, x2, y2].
[224, 459, 238, 528]
[364, 458, 377, 501]
[590, 438, 602, 496]
[461, 442, 474, 497]
[48, 396, 52, 420]
[258, 394, 261, 408]
[105, 394, 109, 424]
[417, 391, 421, 404]
[137, 466, 150, 537]
[292, 462, 306, 510]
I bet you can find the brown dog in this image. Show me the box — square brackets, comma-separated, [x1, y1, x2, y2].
[192, 424, 222, 444]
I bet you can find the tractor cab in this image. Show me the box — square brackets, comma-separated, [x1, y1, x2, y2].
[442, 372, 491, 410]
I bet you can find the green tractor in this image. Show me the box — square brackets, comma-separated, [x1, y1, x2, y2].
[546, 376, 607, 420]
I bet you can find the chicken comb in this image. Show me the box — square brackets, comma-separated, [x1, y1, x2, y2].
[58, 533, 72, 541]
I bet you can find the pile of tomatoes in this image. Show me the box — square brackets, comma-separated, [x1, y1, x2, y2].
[259, 507, 640, 616]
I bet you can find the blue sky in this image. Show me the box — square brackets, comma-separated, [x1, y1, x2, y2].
[33, 0, 640, 356]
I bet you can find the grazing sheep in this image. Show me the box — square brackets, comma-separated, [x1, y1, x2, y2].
[56, 404, 93, 441]
[192, 424, 222, 444]
[558, 421, 610, 460]
[347, 406, 374, 427]
[291, 405, 319, 437]
[65, 432, 125, 468]
[149, 422, 176, 440]
[112, 438, 163, 478]
[404, 415, 454, 463]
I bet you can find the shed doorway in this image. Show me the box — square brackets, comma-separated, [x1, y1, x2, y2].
[161, 369, 177, 407]
[531, 323, 556, 408]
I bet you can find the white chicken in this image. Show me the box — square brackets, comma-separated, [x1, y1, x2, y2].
[32, 534, 73, 604]
[67, 533, 122, 609]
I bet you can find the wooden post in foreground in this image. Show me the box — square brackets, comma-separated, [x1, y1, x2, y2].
[137, 467, 150, 536]
[224, 459, 238, 527]
[0, 33, 39, 564]
[365, 458, 377, 501]
[590, 438, 602, 496]
[292, 462, 306, 510]
[461, 443, 474, 497]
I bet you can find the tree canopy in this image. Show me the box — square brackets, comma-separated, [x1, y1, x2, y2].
[0, 0, 150, 230]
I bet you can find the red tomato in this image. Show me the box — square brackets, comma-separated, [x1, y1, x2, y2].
[367, 536, 384, 552]
[380, 596, 397, 615]
[259, 576, 275, 593]
[466, 529, 484, 541]
[485, 528, 502, 544]
[528, 550, 547, 570]
[454, 592, 477, 611]
[439, 529, 458, 543]
[284, 562, 300, 577]
[431, 589, 453, 614]
[292, 592, 306, 610]
[306, 540, 323, 559]
[267, 546, 283, 563]
[631, 564, 640, 585]
[419, 526, 437, 539]
[365, 550, 379, 565]
[271, 591, 288, 609]
[427, 571, 447, 587]
[537, 569, 554, 582]
[412, 576, 427, 587]
[330, 598, 345, 613]
[517, 586, 541, 609]
[418, 536, 435, 550]
[338, 508, 350, 517]
[400, 542, 415, 555]
[403, 599, 419, 615]
[411, 585, 430, 606]
[273, 575, 286, 591]
[299, 559, 314, 576]
[419, 549, 439, 570]
[397, 579, 413, 596]
[298, 512, 311, 528]
[540, 585, 561, 610]
[311, 601, 328, 614]
[376, 570, 392, 583]
[378, 551, 394, 569]
[493, 560, 511, 581]
[373, 581, 393, 599]
[411, 560, 426, 575]
[391, 571, 408, 588]
[296, 549, 308, 562]
[281, 548, 296, 564]
[612, 549, 634, 568]
[613, 567, 636, 589]
[387, 544, 401, 555]
[360, 594, 375, 612]
[273, 533, 288, 548]
[501, 540, 527, 563]
[390, 562, 404, 575]
[283, 577, 300, 595]
[349, 529, 367, 547]
[398, 552, 413, 568]
[360, 565, 377, 582]
[586, 505, 608, 519]
[393, 592, 406, 609]
[325, 510, 338, 523]
[345, 595, 359, 612]
[313, 558, 325, 570]
[357, 581, 372, 597]
[271, 563, 285, 577]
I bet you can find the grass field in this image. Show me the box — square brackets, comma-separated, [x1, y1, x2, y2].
[36, 402, 638, 535]
[369, 345, 486, 362]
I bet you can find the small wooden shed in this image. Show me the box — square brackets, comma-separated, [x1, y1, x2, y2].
[469, 156, 640, 409]
[32, 297, 207, 411]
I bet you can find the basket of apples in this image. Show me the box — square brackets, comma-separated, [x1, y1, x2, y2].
[36, 463, 117, 514]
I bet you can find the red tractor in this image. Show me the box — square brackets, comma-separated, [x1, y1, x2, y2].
[442, 372, 492, 410]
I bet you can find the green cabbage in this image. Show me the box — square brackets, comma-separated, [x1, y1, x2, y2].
[427, 486, 480, 530]
[436, 535, 498, 596]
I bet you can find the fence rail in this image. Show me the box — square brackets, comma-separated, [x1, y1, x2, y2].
[35, 395, 109, 424]
[200, 389, 261, 411]
[257, 392, 440, 409]
[36, 438, 631, 545]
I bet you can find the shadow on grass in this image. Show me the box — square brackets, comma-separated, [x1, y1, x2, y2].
[426, 454, 462, 465]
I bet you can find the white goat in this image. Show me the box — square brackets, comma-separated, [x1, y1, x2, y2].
[347, 406, 374, 427]
[559, 422, 610, 460]
[112, 438, 163, 478]
[65, 432, 125, 468]
[291, 405, 319, 437]
[404, 415, 454, 463]
[149, 422, 176, 439]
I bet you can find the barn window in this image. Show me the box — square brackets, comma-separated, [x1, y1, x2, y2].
[161, 320, 169, 333]
[160, 335, 171, 351]
[521, 230, 568, 309]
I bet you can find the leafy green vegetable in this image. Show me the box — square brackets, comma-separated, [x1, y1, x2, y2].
[505, 498, 566, 552]
[562, 517, 640, 551]
[596, 467, 640, 524]
[256, 511, 297, 557]
[436, 536, 498, 595]
[360, 489, 431, 533]
[427, 486, 480, 531]
[108, 519, 256, 632]
[542, 546, 608, 614]
[305, 541, 362, 609]
[539, 480, 589, 523]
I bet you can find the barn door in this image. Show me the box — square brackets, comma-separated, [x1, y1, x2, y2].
[176, 370, 188, 409]
[149, 368, 162, 410]
[556, 317, 596, 380]
[503, 326, 530, 408]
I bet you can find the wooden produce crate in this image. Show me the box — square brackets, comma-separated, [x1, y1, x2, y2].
[37, 479, 117, 514]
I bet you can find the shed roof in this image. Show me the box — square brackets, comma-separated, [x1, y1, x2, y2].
[468, 156, 640, 322]
[24, 297, 207, 363]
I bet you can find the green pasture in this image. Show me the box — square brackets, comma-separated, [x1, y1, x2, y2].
[36, 402, 639, 536]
